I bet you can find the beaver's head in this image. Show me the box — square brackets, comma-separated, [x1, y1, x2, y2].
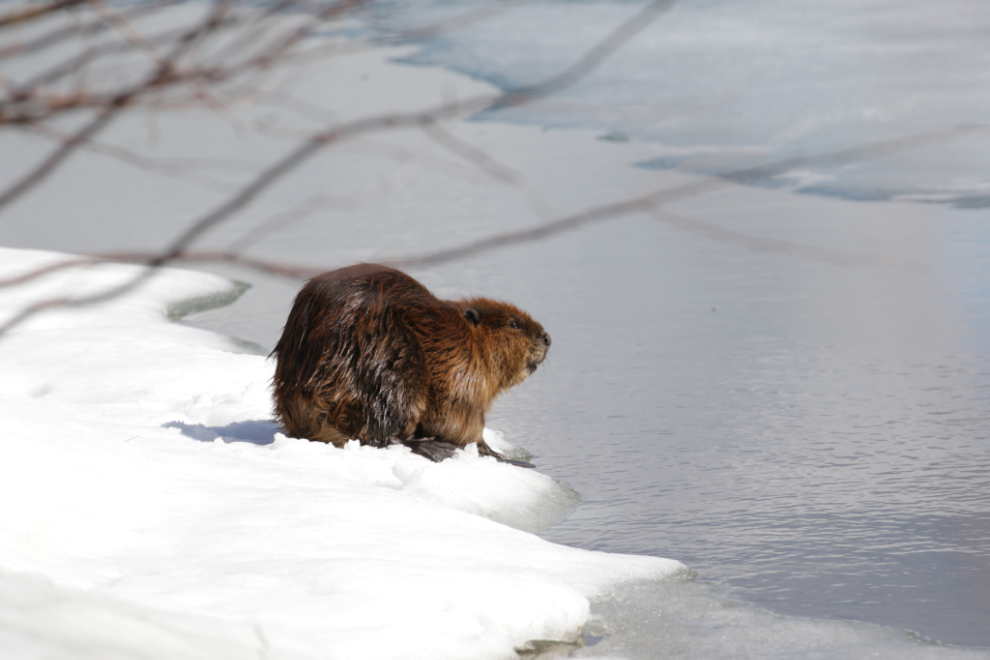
[460, 297, 550, 390]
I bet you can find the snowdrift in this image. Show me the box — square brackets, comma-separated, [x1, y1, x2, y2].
[0, 248, 684, 659]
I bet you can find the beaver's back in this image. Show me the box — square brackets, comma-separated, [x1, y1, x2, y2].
[272, 264, 453, 446]
[271, 264, 549, 461]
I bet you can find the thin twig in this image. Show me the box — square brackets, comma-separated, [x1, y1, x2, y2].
[645, 205, 925, 272]
[96, 0, 676, 262]
[0, 0, 674, 335]
[385, 123, 988, 268]
[0, 0, 88, 29]
[421, 120, 520, 185]
[0, 0, 171, 60]
[491, 0, 677, 109]
[0, 102, 123, 211]
[0, 120, 981, 314]
[377, 0, 535, 43]
[0, 0, 235, 212]
[24, 123, 246, 191]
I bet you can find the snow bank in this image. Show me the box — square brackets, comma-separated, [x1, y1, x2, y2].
[0, 247, 684, 660]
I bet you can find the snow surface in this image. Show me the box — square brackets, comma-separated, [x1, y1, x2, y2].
[0, 247, 685, 659]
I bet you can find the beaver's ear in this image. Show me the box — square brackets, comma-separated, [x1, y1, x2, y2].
[463, 308, 481, 327]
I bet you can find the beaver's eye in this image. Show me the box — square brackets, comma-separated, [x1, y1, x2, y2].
[508, 321, 519, 329]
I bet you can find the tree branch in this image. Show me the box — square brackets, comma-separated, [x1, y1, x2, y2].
[0, 0, 675, 335]
[0, 0, 87, 29]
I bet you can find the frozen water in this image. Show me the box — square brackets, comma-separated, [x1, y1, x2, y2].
[393, 0, 990, 207]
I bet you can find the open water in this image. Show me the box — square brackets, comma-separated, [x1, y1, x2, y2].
[379, 1, 990, 648]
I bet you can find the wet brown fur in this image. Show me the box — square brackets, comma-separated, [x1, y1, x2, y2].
[271, 264, 550, 460]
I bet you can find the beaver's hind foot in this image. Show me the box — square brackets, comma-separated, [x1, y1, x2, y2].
[399, 437, 458, 462]
[399, 437, 535, 468]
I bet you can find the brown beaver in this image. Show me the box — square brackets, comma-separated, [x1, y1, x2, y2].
[270, 263, 550, 464]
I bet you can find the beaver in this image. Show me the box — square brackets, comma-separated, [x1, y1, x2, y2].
[270, 263, 550, 464]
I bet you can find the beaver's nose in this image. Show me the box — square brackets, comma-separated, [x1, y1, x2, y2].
[540, 331, 551, 347]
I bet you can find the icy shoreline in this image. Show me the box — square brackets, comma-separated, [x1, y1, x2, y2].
[0, 247, 686, 659]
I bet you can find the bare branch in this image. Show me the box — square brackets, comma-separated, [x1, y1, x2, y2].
[387, 190, 651, 270]
[421, 120, 520, 186]
[420, 118, 556, 220]
[492, 0, 678, 109]
[225, 197, 334, 254]
[0, 0, 238, 212]
[0, 256, 103, 288]
[0, 251, 321, 295]
[87, 0, 675, 268]
[0, 0, 87, 29]
[216, 0, 367, 72]
[23, 123, 246, 191]
[386, 123, 987, 268]
[0, 102, 123, 211]
[5, 0, 972, 339]
[168, 250, 324, 278]
[0, 0, 676, 335]
[1, 120, 979, 336]
[86, 0, 172, 66]
[84, 0, 263, 131]
[0, 270, 158, 336]
[645, 205, 925, 272]
[717, 123, 990, 186]
[377, 0, 535, 43]
[0, 1, 171, 60]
